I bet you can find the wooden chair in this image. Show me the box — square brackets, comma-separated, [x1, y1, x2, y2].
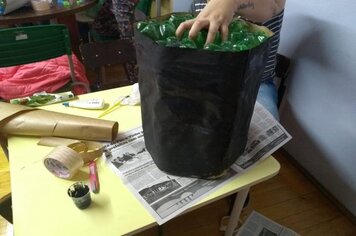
[80, 39, 137, 90]
[79, 8, 147, 90]
[0, 24, 90, 94]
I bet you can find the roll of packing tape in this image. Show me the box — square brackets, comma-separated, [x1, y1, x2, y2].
[43, 141, 103, 179]
[44, 146, 84, 179]
[69, 141, 103, 164]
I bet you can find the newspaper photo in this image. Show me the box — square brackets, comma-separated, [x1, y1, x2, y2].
[104, 102, 291, 225]
[236, 211, 300, 236]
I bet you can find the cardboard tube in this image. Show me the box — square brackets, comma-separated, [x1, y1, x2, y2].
[38, 137, 81, 147]
[0, 102, 118, 141]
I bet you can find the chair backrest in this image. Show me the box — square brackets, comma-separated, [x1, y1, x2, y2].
[0, 25, 72, 67]
[0, 24, 90, 94]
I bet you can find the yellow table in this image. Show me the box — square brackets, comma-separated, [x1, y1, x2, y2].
[8, 86, 280, 236]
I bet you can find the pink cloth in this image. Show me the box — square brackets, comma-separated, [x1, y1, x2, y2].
[0, 54, 90, 101]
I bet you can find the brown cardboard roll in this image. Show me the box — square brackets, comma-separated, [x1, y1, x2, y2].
[0, 102, 118, 141]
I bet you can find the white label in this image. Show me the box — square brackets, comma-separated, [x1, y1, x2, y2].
[15, 33, 28, 41]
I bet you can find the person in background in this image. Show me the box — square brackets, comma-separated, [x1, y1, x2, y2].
[85, 0, 139, 82]
[111, 0, 140, 83]
[176, 0, 286, 120]
[91, 1, 121, 39]
[91, 0, 150, 83]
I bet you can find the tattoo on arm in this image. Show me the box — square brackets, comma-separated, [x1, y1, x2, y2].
[237, 1, 255, 11]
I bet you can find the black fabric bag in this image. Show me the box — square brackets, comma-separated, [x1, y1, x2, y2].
[134, 24, 272, 179]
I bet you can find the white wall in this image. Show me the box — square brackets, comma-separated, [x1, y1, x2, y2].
[279, 0, 356, 215]
[172, 0, 192, 12]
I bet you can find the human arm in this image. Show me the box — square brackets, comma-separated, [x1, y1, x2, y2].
[176, 0, 286, 44]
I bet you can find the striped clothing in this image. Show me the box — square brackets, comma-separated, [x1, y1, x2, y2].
[191, 0, 207, 12]
[191, 1, 284, 82]
[260, 10, 284, 82]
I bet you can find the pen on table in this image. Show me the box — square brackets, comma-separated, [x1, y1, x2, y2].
[89, 161, 100, 193]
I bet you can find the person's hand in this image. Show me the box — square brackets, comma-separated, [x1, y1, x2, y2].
[176, 0, 239, 45]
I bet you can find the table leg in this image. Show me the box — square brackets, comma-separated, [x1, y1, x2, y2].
[224, 187, 250, 236]
[56, 14, 81, 59]
[0, 135, 8, 159]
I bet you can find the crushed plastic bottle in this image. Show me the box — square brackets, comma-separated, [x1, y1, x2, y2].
[137, 14, 272, 52]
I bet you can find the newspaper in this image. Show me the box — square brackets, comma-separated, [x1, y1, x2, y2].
[104, 102, 291, 225]
[236, 211, 300, 236]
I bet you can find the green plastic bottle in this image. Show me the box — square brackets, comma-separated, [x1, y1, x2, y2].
[213, 32, 222, 45]
[219, 41, 234, 52]
[229, 19, 250, 33]
[137, 14, 270, 52]
[137, 21, 148, 31]
[229, 31, 246, 44]
[242, 33, 260, 48]
[165, 36, 181, 48]
[180, 38, 197, 49]
[159, 21, 176, 39]
[232, 43, 249, 52]
[253, 31, 269, 43]
[204, 43, 222, 51]
[193, 31, 206, 49]
[168, 14, 193, 29]
[140, 22, 161, 41]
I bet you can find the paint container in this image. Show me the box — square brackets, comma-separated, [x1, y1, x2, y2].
[67, 182, 91, 209]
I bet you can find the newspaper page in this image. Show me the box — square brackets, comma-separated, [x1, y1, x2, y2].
[236, 211, 300, 236]
[233, 102, 291, 171]
[104, 102, 291, 225]
[104, 127, 240, 224]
